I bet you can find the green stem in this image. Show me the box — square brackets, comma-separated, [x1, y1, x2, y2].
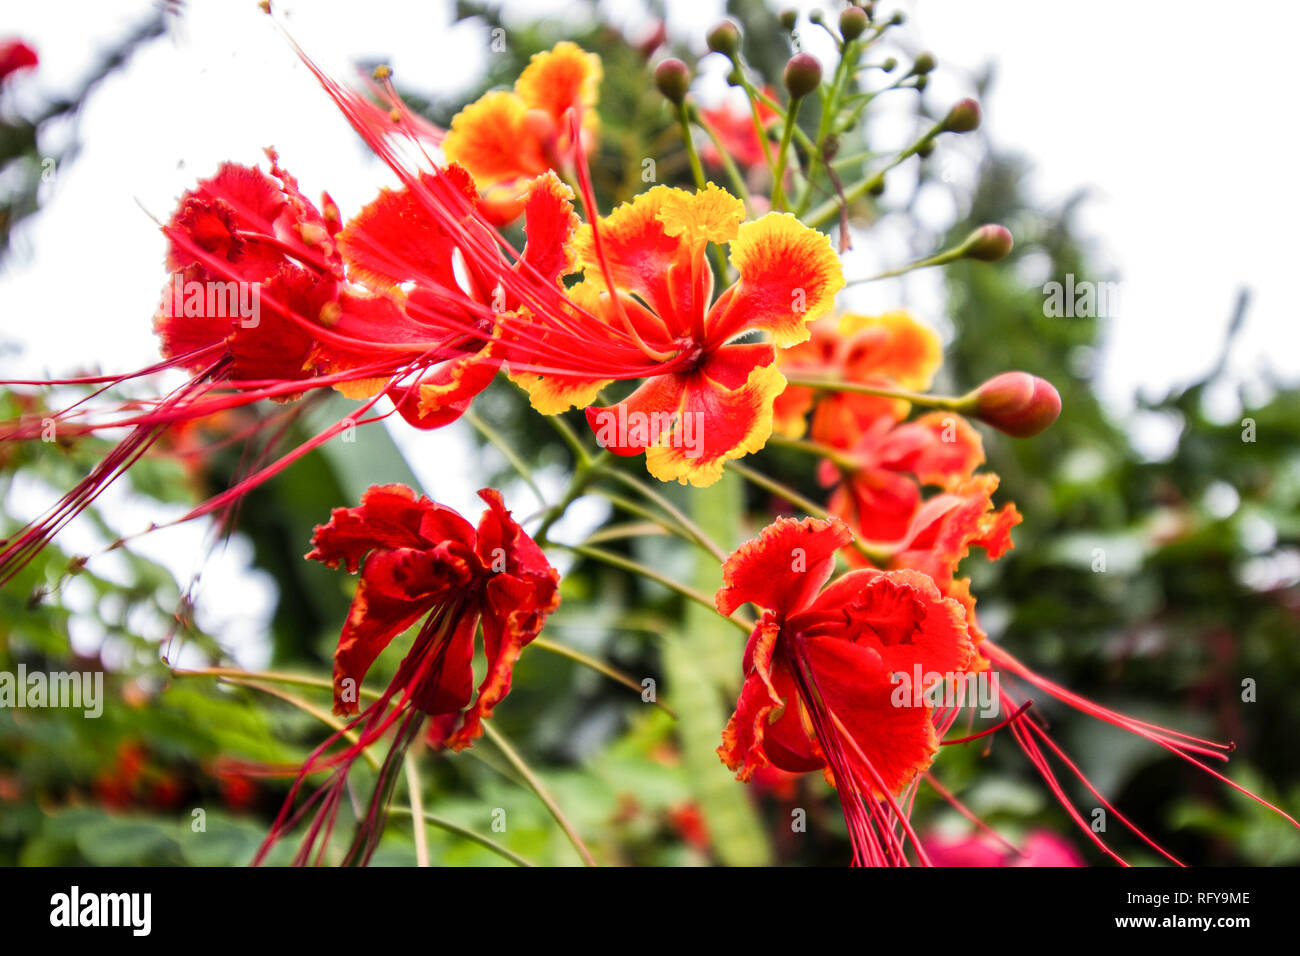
[556, 541, 752, 633]
[795, 38, 858, 217]
[844, 245, 970, 285]
[602, 468, 729, 562]
[589, 487, 697, 547]
[388, 807, 535, 867]
[533, 636, 676, 718]
[546, 413, 594, 467]
[725, 461, 890, 565]
[781, 376, 966, 412]
[725, 460, 831, 521]
[403, 751, 430, 866]
[804, 119, 944, 229]
[770, 96, 806, 211]
[188, 675, 382, 772]
[676, 101, 707, 189]
[465, 408, 545, 507]
[533, 448, 611, 545]
[767, 433, 859, 471]
[481, 720, 597, 867]
[751, 85, 817, 154]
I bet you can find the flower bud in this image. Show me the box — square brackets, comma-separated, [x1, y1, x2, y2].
[914, 74, 928, 92]
[654, 58, 691, 105]
[911, 52, 935, 75]
[707, 20, 741, 57]
[810, 9, 825, 25]
[943, 98, 982, 133]
[963, 224, 1014, 261]
[840, 7, 868, 39]
[783, 53, 823, 99]
[966, 373, 1061, 437]
[778, 8, 798, 31]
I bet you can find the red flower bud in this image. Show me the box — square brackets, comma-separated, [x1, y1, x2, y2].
[967, 372, 1061, 437]
[783, 53, 823, 100]
[943, 98, 982, 133]
[840, 7, 869, 40]
[707, 20, 741, 57]
[654, 58, 692, 105]
[964, 224, 1014, 261]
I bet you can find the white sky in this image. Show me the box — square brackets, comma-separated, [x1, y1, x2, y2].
[2, 0, 1297, 661]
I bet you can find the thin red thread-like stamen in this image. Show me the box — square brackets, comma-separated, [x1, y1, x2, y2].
[941, 699, 1033, 746]
[922, 772, 1026, 859]
[986, 642, 1298, 831]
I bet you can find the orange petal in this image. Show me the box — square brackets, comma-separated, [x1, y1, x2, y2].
[571, 186, 700, 337]
[442, 90, 547, 189]
[519, 171, 579, 285]
[716, 514, 853, 617]
[509, 367, 612, 415]
[718, 618, 788, 780]
[644, 362, 786, 487]
[709, 213, 844, 347]
[515, 41, 602, 126]
[839, 310, 942, 391]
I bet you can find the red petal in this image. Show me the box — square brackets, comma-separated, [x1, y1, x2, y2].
[716, 515, 852, 617]
[799, 568, 974, 677]
[518, 171, 579, 287]
[801, 635, 938, 797]
[336, 166, 479, 290]
[307, 484, 475, 573]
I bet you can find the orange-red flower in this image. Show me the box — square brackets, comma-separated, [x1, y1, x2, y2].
[823, 411, 985, 542]
[513, 183, 843, 486]
[443, 42, 601, 223]
[882, 473, 1021, 591]
[698, 88, 779, 170]
[308, 484, 558, 746]
[0, 39, 37, 83]
[774, 310, 942, 446]
[716, 515, 973, 865]
[257, 484, 558, 866]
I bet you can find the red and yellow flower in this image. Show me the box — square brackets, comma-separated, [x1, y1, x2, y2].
[774, 310, 942, 446]
[512, 183, 844, 486]
[442, 42, 601, 223]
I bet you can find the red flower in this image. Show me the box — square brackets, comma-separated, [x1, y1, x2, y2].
[774, 311, 943, 447]
[698, 88, 780, 170]
[823, 411, 985, 542]
[308, 484, 559, 745]
[716, 515, 973, 865]
[924, 829, 1084, 867]
[256, 485, 558, 866]
[0, 40, 37, 83]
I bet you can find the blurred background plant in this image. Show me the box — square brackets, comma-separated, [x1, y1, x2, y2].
[1, 0, 1296, 866]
